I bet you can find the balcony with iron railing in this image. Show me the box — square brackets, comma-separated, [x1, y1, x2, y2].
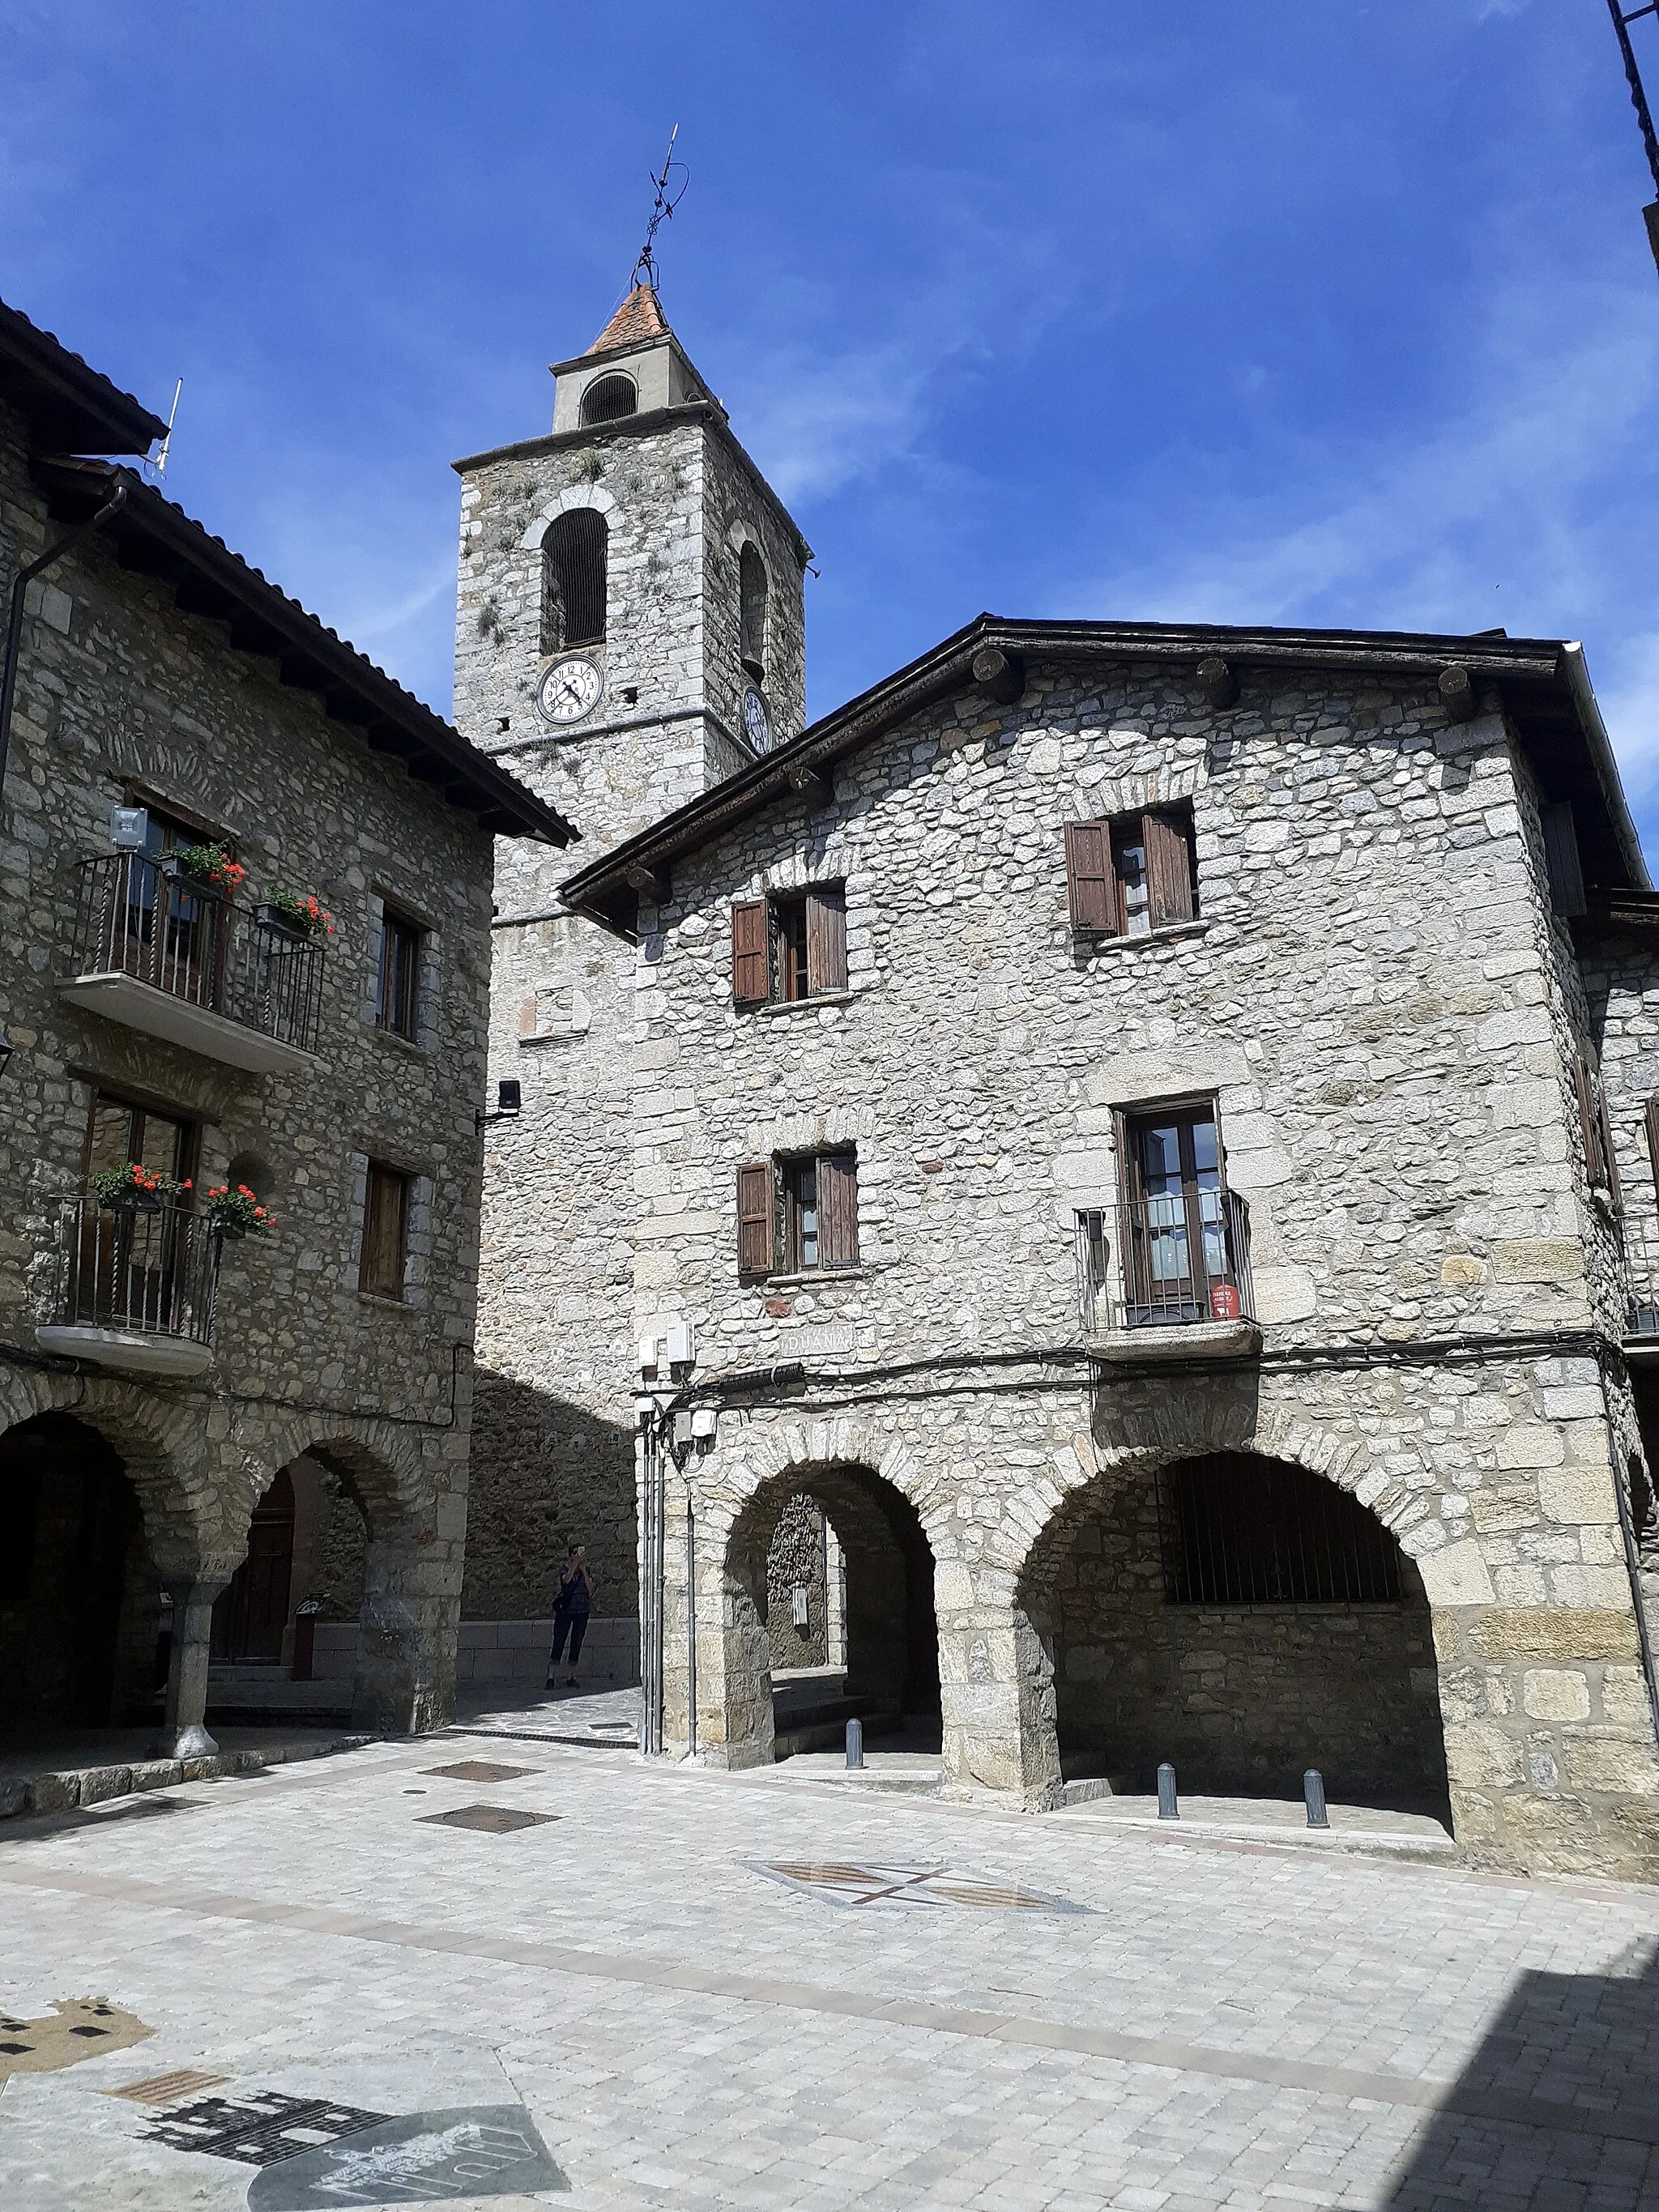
[58, 851, 324, 1072]
[35, 1195, 221, 1379]
[1622, 1213, 1659, 1354]
[1085, 1187, 1261, 1361]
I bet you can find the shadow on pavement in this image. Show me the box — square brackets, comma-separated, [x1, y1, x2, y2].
[1387, 1936, 1659, 2210]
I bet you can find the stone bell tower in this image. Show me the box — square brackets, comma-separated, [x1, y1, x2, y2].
[453, 287, 810, 1649]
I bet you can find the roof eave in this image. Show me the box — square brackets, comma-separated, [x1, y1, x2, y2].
[32, 456, 575, 848]
[560, 613, 1645, 927]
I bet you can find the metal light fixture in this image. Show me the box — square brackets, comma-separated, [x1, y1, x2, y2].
[476, 1077, 522, 1132]
[0, 1025, 11, 1079]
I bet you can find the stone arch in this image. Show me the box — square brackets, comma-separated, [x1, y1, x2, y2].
[1016, 1442, 1451, 1814]
[700, 1433, 943, 1770]
[518, 482, 616, 550]
[249, 1414, 446, 1733]
[1059, 755, 1209, 828]
[0, 1363, 206, 1574]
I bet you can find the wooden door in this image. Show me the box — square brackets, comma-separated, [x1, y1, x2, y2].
[1120, 1108, 1226, 1323]
[211, 1468, 296, 1661]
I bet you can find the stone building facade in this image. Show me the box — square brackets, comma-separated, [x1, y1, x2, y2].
[0, 299, 571, 1753]
[455, 288, 809, 1639]
[561, 616, 1659, 1881]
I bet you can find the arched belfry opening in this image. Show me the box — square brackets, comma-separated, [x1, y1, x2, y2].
[721, 1464, 940, 1764]
[739, 541, 768, 682]
[541, 509, 608, 654]
[0, 1413, 156, 1728]
[1019, 1451, 1449, 1815]
[578, 371, 637, 426]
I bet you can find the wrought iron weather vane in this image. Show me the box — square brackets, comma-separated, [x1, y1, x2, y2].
[1607, 1, 1659, 271]
[631, 125, 688, 292]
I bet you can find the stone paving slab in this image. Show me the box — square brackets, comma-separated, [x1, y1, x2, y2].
[0, 1737, 1655, 2209]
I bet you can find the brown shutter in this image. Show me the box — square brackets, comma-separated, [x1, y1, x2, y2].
[1599, 1085, 1623, 1209]
[1646, 1099, 1659, 1203]
[818, 1151, 859, 1268]
[1573, 1058, 1607, 1189]
[1144, 808, 1196, 927]
[1064, 822, 1116, 933]
[737, 1161, 773, 1276]
[1542, 803, 1588, 918]
[805, 886, 847, 994]
[731, 900, 770, 1005]
[360, 1163, 409, 1297]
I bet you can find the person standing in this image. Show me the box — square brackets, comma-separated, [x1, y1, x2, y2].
[546, 1540, 592, 1690]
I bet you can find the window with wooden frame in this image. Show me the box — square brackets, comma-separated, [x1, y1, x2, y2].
[359, 1161, 412, 1298]
[1064, 804, 1198, 938]
[736, 1151, 859, 1278]
[374, 906, 424, 1041]
[84, 1090, 199, 1195]
[731, 885, 847, 1006]
[1572, 1055, 1620, 1206]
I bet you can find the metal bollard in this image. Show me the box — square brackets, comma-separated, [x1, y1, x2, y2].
[1157, 1762, 1179, 1820]
[1303, 1768, 1329, 1828]
[846, 1716, 864, 1769]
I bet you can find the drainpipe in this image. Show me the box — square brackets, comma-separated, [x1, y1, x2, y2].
[685, 1490, 697, 1760]
[0, 483, 128, 799]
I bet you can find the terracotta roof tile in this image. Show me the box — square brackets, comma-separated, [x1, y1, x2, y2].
[586, 285, 670, 356]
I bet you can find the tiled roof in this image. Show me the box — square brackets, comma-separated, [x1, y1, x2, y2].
[586, 285, 671, 357]
[0, 296, 168, 456]
[32, 457, 575, 846]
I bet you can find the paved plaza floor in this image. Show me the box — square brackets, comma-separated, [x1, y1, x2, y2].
[0, 1728, 1655, 2212]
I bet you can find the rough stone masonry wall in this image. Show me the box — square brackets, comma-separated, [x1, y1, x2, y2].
[0, 392, 496, 1728]
[629, 654, 1658, 1877]
[453, 394, 806, 1628]
[1024, 1457, 1448, 1804]
[766, 1492, 829, 1669]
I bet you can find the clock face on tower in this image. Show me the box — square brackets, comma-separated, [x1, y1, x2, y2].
[742, 687, 772, 754]
[537, 656, 603, 725]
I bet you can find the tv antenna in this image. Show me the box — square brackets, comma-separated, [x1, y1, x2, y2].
[1606, 2, 1659, 271]
[144, 379, 183, 480]
[630, 125, 687, 292]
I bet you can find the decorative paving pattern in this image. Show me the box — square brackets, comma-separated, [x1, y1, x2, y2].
[422, 1760, 538, 1784]
[104, 2066, 228, 2105]
[140, 2091, 389, 2165]
[755, 1860, 1086, 1912]
[417, 1802, 558, 1833]
[0, 1996, 153, 2079]
[245, 2104, 567, 2207]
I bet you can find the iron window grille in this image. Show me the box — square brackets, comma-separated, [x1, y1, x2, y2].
[579, 373, 638, 425]
[1157, 1455, 1401, 1605]
[541, 510, 608, 652]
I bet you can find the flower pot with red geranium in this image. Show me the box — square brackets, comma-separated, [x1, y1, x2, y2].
[89, 1162, 190, 1214]
[255, 893, 336, 943]
[204, 1183, 275, 1241]
[163, 843, 246, 898]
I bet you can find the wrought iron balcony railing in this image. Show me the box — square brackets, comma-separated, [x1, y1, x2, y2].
[1112, 1187, 1255, 1332]
[41, 1196, 220, 1365]
[66, 851, 325, 1059]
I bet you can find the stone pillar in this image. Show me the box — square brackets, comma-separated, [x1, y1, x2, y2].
[936, 1563, 1062, 1808]
[157, 1578, 228, 1760]
[350, 1531, 456, 1734]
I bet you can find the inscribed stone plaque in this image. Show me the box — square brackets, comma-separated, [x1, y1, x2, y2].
[247, 2104, 567, 2206]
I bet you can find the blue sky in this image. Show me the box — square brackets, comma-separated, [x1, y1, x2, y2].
[5, 2, 1659, 844]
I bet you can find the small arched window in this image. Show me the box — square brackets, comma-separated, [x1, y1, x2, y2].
[579, 373, 638, 426]
[739, 542, 768, 681]
[541, 509, 608, 653]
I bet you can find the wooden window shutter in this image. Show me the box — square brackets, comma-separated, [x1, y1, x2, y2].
[1573, 1057, 1608, 1189]
[731, 900, 770, 1005]
[805, 886, 847, 994]
[1598, 1084, 1622, 1209]
[1144, 808, 1196, 928]
[1064, 822, 1115, 933]
[1645, 1098, 1659, 1203]
[360, 1163, 409, 1297]
[1542, 803, 1588, 918]
[737, 1161, 773, 1276]
[818, 1151, 859, 1268]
